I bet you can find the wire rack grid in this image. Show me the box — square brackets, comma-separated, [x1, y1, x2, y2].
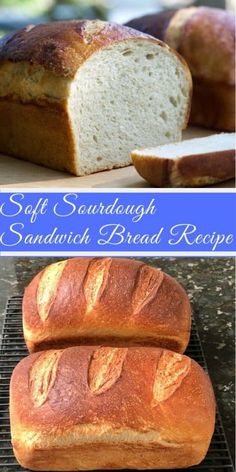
[0, 296, 234, 472]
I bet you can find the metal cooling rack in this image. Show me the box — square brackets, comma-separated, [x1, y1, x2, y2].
[0, 295, 234, 472]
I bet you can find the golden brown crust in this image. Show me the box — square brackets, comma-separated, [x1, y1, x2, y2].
[177, 149, 235, 179]
[0, 99, 77, 174]
[9, 443, 210, 472]
[25, 335, 183, 354]
[177, 7, 235, 86]
[131, 153, 171, 187]
[0, 20, 168, 79]
[190, 79, 235, 131]
[0, 20, 192, 174]
[0, 21, 143, 78]
[10, 346, 216, 471]
[171, 8, 235, 131]
[22, 257, 191, 354]
[132, 146, 235, 188]
[0, 61, 71, 105]
[126, 11, 176, 41]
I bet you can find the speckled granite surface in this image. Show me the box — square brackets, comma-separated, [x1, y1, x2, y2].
[0, 257, 235, 461]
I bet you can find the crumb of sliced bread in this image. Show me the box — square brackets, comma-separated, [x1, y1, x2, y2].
[68, 40, 191, 175]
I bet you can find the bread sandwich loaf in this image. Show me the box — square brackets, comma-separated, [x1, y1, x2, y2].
[131, 133, 236, 187]
[10, 345, 216, 471]
[126, 7, 235, 131]
[0, 20, 192, 176]
[22, 257, 191, 353]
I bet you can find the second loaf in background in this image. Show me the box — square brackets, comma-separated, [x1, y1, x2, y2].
[126, 7, 235, 132]
[22, 257, 191, 353]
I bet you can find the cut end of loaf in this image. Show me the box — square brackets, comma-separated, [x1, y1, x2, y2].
[0, 21, 191, 176]
[68, 38, 191, 176]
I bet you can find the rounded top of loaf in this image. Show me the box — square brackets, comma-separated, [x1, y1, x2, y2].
[22, 257, 192, 354]
[0, 19, 175, 78]
[126, 10, 177, 41]
[10, 346, 216, 451]
[176, 7, 235, 85]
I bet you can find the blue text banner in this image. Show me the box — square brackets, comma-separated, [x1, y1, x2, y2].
[0, 191, 235, 255]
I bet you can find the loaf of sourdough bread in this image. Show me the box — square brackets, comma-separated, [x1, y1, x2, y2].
[22, 257, 191, 353]
[126, 7, 235, 131]
[131, 133, 236, 187]
[0, 20, 191, 176]
[10, 346, 216, 471]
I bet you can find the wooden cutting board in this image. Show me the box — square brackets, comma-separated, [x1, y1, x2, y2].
[0, 127, 234, 188]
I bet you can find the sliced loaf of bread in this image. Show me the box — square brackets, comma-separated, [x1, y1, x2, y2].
[131, 133, 235, 187]
[0, 20, 192, 176]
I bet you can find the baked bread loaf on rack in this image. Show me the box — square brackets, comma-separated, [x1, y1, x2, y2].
[131, 133, 236, 187]
[22, 257, 191, 353]
[0, 20, 191, 176]
[10, 345, 216, 471]
[126, 7, 235, 131]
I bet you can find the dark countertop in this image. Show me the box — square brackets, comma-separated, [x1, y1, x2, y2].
[0, 257, 235, 462]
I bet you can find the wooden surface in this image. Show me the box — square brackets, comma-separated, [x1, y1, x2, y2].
[0, 127, 234, 188]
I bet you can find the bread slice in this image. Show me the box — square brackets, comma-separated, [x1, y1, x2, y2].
[0, 20, 192, 176]
[131, 133, 235, 187]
